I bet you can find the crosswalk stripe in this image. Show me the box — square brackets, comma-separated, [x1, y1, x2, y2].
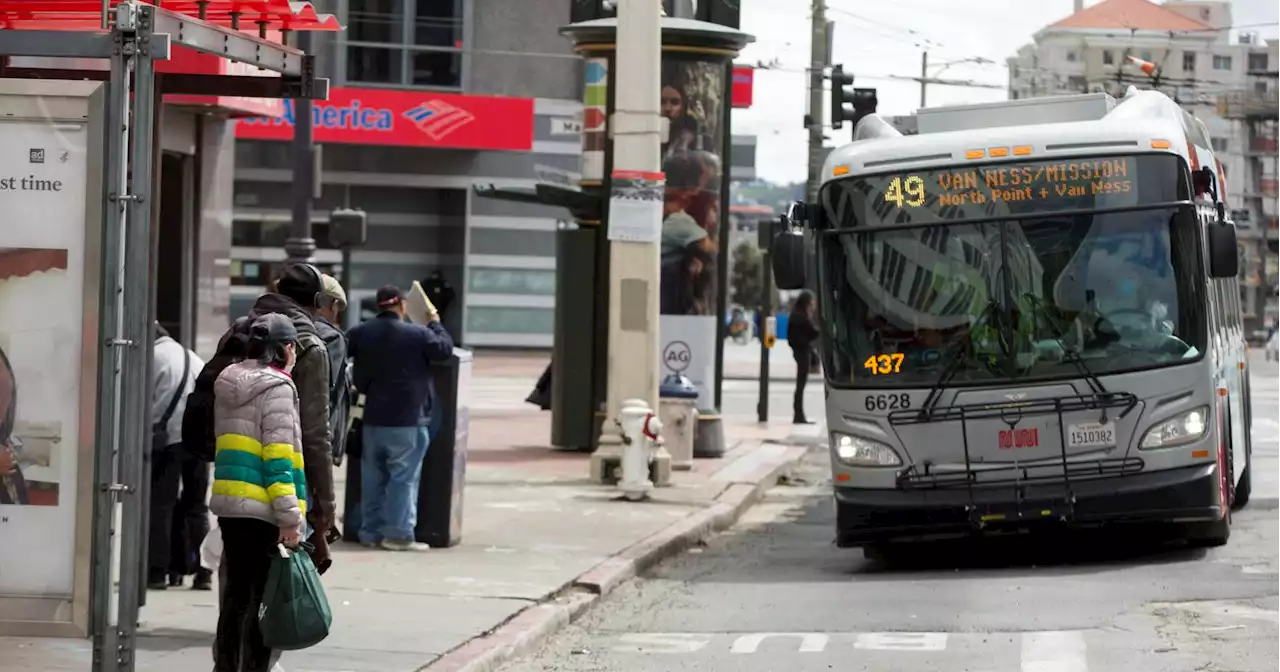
[1021, 631, 1088, 672]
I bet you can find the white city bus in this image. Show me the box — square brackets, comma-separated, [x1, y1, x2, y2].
[771, 87, 1253, 553]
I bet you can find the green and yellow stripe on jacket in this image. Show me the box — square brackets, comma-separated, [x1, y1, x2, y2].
[212, 433, 307, 519]
[208, 360, 306, 529]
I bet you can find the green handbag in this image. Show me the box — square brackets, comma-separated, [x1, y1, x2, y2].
[258, 541, 333, 650]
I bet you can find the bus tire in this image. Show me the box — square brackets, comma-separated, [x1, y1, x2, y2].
[1234, 462, 1252, 510]
[1234, 374, 1253, 511]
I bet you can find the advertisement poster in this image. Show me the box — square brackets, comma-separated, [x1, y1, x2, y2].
[608, 170, 665, 244]
[659, 59, 725, 407]
[0, 120, 89, 597]
[660, 315, 718, 409]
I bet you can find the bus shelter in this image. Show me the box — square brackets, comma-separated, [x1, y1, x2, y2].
[0, 2, 335, 670]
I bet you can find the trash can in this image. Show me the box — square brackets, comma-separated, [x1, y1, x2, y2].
[339, 348, 472, 549]
[415, 347, 472, 548]
[658, 374, 699, 470]
[693, 411, 725, 458]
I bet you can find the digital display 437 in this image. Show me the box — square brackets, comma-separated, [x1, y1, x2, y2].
[821, 154, 1183, 228]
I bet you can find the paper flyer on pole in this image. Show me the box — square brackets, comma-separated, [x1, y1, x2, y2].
[608, 170, 665, 244]
[0, 118, 90, 597]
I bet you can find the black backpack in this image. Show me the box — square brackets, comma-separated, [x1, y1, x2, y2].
[181, 320, 251, 462]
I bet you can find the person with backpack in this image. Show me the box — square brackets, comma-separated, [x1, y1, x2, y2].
[183, 263, 336, 571]
[148, 323, 205, 591]
[316, 274, 352, 467]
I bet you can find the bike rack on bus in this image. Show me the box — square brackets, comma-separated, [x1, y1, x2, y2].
[888, 391, 1141, 526]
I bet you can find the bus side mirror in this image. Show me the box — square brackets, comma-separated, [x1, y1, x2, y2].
[1207, 223, 1238, 278]
[771, 227, 807, 290]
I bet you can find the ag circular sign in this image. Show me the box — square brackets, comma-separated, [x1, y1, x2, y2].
[663, 340, 692, 373]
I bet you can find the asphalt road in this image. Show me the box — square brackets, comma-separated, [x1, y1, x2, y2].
[499, 354, 1280, 672]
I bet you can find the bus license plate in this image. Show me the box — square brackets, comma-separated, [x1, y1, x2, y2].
[1067, 421, 1116, 448]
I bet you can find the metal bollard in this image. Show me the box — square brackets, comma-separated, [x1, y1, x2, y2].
[617, 398, 662, 501]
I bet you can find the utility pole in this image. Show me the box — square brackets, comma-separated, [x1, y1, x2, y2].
[286, 30, 317, 264]
[589, 0, 664, 478]
[920, 51, 928, 108]
[805, 0, 826, 202]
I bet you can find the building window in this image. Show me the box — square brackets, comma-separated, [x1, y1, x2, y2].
[1102, 50, 1114, 65]
[1248, 52, 1269, 72]
[1213, 55, 1233, 71]
[1068, 75, 1088, 92]
[1257, 80, 1270, 94]
[1211, 137, 1229, 152]
[1065, 50, 1077, 62]
[1182, 51, 1196, 72]
[344, 0, 464, 89]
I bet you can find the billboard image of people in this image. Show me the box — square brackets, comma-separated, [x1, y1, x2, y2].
[0, 247, 70, 508]
[657, 57, 726, 409]
[659, 59, 725, 317]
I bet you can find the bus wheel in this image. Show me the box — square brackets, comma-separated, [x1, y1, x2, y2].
[1233, 377, 1253, 510]
[1188, 423, 1233, 548]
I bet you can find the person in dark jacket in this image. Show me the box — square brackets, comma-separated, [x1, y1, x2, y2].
[243, 263, 336, 568]
[316, 274, 352, 465]
[787, 292, 821, 425]
[347, 284, 454, 551]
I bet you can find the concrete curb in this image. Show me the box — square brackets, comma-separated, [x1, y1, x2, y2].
[420, 442, 809, 672]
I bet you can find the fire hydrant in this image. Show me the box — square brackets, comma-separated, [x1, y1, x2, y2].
[617, 398, 662, 501]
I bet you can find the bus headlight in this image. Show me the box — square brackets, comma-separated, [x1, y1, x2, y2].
[832, 433, 902, 467]
[1139, 406, 1209, 450]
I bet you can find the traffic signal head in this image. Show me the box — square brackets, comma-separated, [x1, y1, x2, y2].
[829, 64, 856, 129]
[849, 88, 879, 130]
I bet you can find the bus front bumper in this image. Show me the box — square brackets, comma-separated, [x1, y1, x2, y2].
[834, 463, 1222, 547]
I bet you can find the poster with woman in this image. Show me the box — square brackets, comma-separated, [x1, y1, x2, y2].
[659, 59, 725, 316]
[0, 114, 92, 599]
[0, 248, 70, 508]
[658, 58, 726, 408]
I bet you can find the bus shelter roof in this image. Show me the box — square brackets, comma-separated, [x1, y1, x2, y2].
[0, 0, 340, 31]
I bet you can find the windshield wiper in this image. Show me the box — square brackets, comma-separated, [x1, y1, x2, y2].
[919, 298, 1003, 419]
[1021, 292, 1115, 423]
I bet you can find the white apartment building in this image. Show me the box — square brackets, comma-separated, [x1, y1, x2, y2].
[1007, 0, 1279, 331]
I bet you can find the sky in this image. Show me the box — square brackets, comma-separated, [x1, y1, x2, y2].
[732, 0, 1280, 184]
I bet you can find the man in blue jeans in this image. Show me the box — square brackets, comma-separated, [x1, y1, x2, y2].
[347, 284, 454, 551]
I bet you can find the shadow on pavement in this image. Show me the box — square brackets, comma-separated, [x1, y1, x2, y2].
[643, 490, 1250, 586]
[135, 628, 213, 651]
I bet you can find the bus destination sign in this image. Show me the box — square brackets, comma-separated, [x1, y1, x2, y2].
[882, 157, 1135, 210]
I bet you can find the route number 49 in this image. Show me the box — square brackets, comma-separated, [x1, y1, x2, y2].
[884, 175, 926, 208]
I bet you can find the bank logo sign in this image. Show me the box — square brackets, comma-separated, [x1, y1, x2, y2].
[403, 100, 476, 141]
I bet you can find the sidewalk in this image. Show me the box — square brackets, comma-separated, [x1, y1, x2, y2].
[473, 340, 802, 383]
[0, 411, 817, 672]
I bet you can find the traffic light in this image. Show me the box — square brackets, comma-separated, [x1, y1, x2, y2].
[829, 64, 855, 129]
[830, 64, 880, 133]
[848, 87, 879, 130]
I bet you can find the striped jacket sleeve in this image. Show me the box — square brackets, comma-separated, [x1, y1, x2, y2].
[260, 382, 303, 530]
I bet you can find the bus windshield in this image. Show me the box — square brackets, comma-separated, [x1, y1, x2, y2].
[815, 153, 1208, 388]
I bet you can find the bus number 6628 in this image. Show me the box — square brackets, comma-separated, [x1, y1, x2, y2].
[865, 393, 912, 412]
